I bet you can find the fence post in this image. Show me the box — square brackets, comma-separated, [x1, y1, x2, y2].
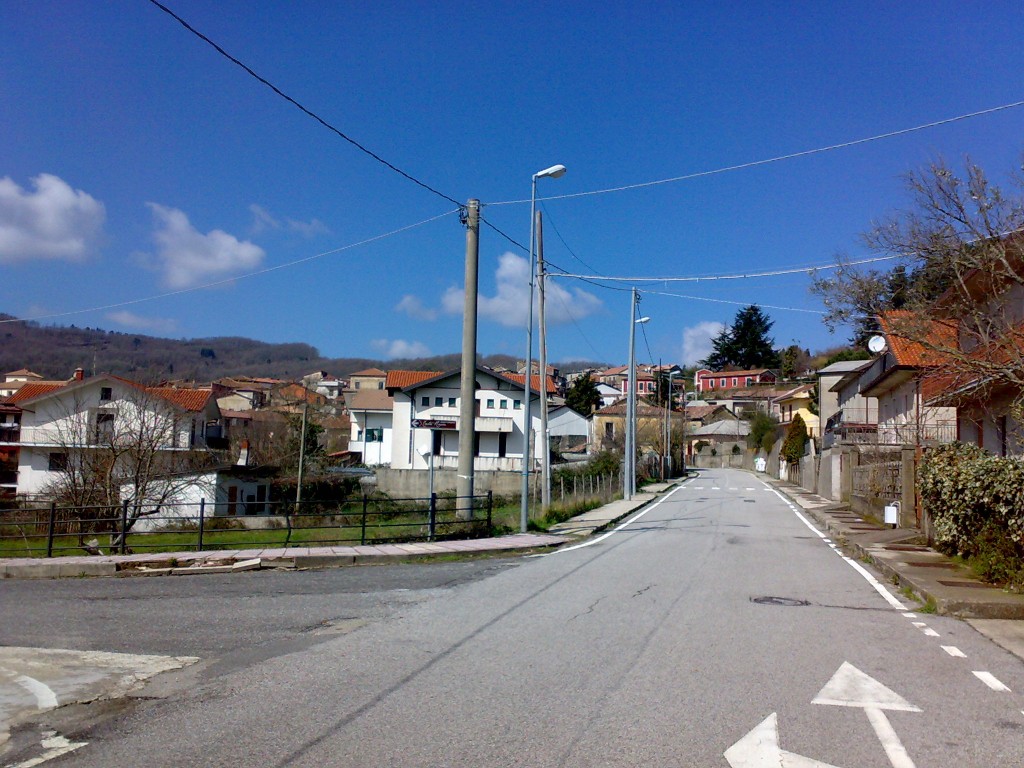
[119, 500, 129, 555]
[487, 490, 493, 531]
[560, 478, 564, 504]
[360, 494, 368, 545]
[197, 498, 205, 552]
[284, 503, 293, 547]
[46, 501, 56, 558]
[429, 493, 437, 541]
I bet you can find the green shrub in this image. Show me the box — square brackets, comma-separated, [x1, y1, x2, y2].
[780, 413, 808, 463]
[919, 442, 1024, 590]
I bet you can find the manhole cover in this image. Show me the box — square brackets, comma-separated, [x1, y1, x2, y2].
[750, 596, 811, 607]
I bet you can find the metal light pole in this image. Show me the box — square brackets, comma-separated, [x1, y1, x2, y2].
[625, 287, 649, 500]
[520, 164, 566, 533]
[664, 369, 676, 479]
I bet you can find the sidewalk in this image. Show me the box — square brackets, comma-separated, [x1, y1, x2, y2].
[763, 475, 1024, 661]
[0, 484, 676, 580]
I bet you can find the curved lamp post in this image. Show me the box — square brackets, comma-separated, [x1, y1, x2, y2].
[521, 164, 566, 533]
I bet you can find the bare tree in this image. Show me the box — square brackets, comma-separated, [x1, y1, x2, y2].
[41, 383, 217, 549]
[811, 157, 1024, 424]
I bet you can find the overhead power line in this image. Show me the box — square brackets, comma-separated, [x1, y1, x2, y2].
[554, 254, 899, 284]
[639, 289, 825, 315]
[486, 98, 1024, 206]
[146, 0, 463, 208]
[1, 209, 460, 325]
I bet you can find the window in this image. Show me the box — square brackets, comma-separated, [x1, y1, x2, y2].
[377, 382, 383, 389]
[487, 398, 495, 409]
[48, 452, 68, 472]
[732, 378, 738, 387]
[93, 412, 115, 444]
[421, 396, 429, 407]
[745, 377, 752, 386]
[99, 387, 112, 402]
[605, 422, 614, 439]
[434, 397, 443, 407]
[720, 378, 726, 387]
[500, 400, 508, 409]
[365, 427, 383, 443]
[498, 432, 508, 457]
[513, 400, 521, 410]
[449, 397, 456, 407]
[355, 381, 361, 389]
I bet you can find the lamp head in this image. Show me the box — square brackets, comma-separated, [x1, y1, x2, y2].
[635, 316, 651, 325]
[534, 164, 567, 180]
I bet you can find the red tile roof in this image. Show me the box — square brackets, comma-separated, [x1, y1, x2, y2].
[385, 370, 444, 390]
[4, 382, 66, 404]
[878, 311, 958, 368]
[147, 386, 214, 412]
[350, 367, 388, 377]
[504, 373, 558, 394]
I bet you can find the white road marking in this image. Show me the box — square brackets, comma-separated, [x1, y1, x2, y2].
[547, 484, 687, 554]
[941, 646, 966, 658]
[922, 628, 940, 638]
[902, 612, 917, 618]
[912, 622, 926, 628]
[711, 486, 721, 490]
[13, 674, 58, 710]
[724, 712, 842, 767]
[8, 732, 87, 768]
[973, 671, 1011, 692]
[814, 663, 920, 768]
[765, 485, 908, 611]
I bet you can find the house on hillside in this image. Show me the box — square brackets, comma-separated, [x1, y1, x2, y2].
[818, 360, 877, 448]
[591, 399, 683, 456]
[698, 385, 788, 418]
[0, 369, 46, 399]
[4, 373, 222, 499]
[347, 388, 394, 466]
[387, 367, 556, 472]
[694, 368, 776, 394]
[773, 384, 820, 439]
[346, 368, 388, 392]
[857, 312, 957, 445]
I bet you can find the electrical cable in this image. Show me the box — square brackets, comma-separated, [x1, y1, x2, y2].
[146, 0, 463, 208]
[638, 288, 825, 315]
[1, 208, 460, 325]
[539, 201, 604, 275]
[486, 98, 1024, 206]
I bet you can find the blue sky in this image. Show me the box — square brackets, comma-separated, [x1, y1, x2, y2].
[3, 1, 1024, 369]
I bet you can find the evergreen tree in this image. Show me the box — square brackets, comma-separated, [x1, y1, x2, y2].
[565, 375, 602, 416]
[700, 305, 780, 370]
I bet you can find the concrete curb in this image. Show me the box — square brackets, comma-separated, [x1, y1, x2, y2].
[767, 480, 1024, 620]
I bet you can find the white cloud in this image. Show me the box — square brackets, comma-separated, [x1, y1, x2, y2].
[0, 173, 105, 263]
[443, 252, 603, 328]
[395, 294, 438, 321]
[106, 310, 178, 334]
[249, 203, 328, 238]
[249, 203, 280, 233]
[371, 338, 431, 359]
[148, 203, 265, 289]
[681, 321, 726, 366]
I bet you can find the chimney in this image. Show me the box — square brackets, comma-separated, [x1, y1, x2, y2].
[236, 439, 250, 467]
[73, 367, 84, 381]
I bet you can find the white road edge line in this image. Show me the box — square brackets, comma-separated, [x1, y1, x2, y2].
[14, 674, 58, 710]
[922, 628, 940, 638]
[766, 485, 908, 611]
[973, 671, 1011, 692]
[941, 646, 966, 658]
[547, 484, 687, 555]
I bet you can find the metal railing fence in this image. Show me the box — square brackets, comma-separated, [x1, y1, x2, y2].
[0, 492, 493, 559]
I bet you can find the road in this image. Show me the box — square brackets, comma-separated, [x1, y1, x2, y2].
[3, 468, 1023, 767]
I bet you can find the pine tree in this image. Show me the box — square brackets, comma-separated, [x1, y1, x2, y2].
[565, 375, 602, 416]
[700, 305, 780, 370]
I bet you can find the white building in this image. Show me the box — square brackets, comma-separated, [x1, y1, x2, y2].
[5, 374, 221, 499]
[347, 388, 394, 466]
[387, 368, 551, 472]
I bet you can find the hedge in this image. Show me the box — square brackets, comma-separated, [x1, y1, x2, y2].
[919, 442, 1024, 588]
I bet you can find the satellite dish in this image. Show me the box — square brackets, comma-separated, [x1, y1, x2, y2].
[867, 335, 887, 354]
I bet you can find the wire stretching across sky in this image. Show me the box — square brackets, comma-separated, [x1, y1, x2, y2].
[639, 289, 825, 315]
[0, 209, 461, 326]
[146, 0, 463, 208]
[486, 98, 1024, 206]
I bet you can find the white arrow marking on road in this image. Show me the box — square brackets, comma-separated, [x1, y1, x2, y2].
[813, 662, 920, 768]
[724, 712, 844, 767]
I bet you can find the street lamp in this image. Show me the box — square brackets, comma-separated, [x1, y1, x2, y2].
[663, 369, 676, 479]
[521, 163, 566, 533]
[625, 286, 649, 500]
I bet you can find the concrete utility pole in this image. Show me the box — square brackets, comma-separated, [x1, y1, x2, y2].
[536, 210, 551, 511]
[295, 399, 308, 511]
[457, 199, 480, 520]
[625, 289, 637, 499]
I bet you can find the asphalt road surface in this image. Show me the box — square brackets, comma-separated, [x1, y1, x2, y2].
[3, 468, 1023, 767]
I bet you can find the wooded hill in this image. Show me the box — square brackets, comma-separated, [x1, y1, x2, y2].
[0, 315, 608, 383]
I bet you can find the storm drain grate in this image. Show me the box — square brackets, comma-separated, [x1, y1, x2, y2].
[751, 596, 811, 607]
